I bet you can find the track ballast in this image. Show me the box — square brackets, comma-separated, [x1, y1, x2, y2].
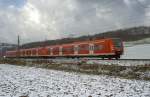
[13, 58, 150, 66]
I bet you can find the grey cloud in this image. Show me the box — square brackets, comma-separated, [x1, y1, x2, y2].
[0, 0, 150, 44]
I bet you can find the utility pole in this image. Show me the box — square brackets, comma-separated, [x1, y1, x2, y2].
[102, 33, 105, 39]
[17, 35, 20, 57]
[0, 48, 2, 58]
[0, 42, 4, 58]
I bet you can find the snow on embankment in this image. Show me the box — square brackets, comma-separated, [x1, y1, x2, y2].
[121, 44, 150, 59]
[0, 64, 150, 97]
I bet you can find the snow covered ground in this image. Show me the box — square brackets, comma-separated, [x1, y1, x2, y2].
[121, 44, 150, 59]
[0, 64, 150, 97]
[87, 60, 150, 66]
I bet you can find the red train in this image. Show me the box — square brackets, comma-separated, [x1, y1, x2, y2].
[5, 38, 124, 59]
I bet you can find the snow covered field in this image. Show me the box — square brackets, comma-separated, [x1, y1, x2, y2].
[0, 64, 150, 97]
[87, 60, 150, 66]
[50, 58, 150, 66]
[122, 44, 150, 59]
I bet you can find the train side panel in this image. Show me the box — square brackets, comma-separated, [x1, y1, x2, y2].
[6, 51, 17, 58]
[5, 38, 124, 59]
[62, 45, 74, 55]
[78, 44, 89, 55]
[52, 47, 59, 56]
[38, 47, 49, 56]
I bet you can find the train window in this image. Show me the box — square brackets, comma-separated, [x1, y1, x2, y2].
[62, 47, 74, 52]
[78, 45, 89, 51]
[94, 44, 103, 51]
[26, 50, 31, 55]
[22, 51, 25, 55]
[27, 51, 29, 55]
[26, 50, 28, 55]
[53, 47, 59, 52]
[32, 49, 36, 55]
[29, 50, 31, 55]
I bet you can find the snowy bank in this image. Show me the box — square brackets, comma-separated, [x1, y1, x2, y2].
[122, 44, 150, 59]
[0, 64, 150, 97]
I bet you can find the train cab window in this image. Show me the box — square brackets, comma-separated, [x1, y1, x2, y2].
[112, 39, 122, 48]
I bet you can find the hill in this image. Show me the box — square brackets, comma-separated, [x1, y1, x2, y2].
[19, 26, 150, 48]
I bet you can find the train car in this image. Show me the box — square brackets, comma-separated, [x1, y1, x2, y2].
[5, 50, 17, 58]
[5, 38, 124, 59]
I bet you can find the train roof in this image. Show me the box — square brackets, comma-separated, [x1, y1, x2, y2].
[7, 38, 122, 51]
[34, 38, 120, 48]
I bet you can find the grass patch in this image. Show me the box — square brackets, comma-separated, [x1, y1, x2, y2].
[0, 58, 150, 81]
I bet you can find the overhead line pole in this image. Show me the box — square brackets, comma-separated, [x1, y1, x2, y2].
[17, 35, 20, 58]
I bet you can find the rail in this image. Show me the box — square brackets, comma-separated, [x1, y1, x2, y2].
[8, 58, 150, 66]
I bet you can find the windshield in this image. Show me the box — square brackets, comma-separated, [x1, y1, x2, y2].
[113, 39, 122, 48]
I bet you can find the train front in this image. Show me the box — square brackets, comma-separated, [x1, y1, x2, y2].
[112, 38, 124, 59]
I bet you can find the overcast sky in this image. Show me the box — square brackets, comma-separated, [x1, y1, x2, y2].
[0, 0, 150, 44]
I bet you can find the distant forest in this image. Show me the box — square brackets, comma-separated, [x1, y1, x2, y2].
[19, 26, 150, 49]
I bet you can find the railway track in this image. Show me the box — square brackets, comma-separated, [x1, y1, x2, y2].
[86, 59, 150, 66]
[16, 58, 150, 66]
